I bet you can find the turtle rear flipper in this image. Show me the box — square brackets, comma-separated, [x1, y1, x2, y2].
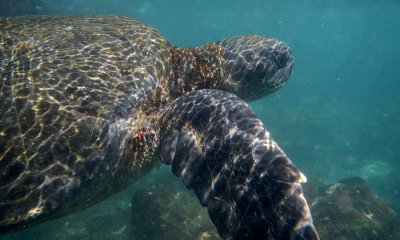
[160, 89, 319, 240]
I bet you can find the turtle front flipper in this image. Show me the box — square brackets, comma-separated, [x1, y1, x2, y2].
[159, 89, 319, 240]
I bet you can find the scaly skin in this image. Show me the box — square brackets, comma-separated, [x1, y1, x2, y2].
[0, 16, 170, 230]
[0, 16, 317, 239]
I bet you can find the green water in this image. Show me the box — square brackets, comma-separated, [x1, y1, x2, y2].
[1, 0, 399, 239]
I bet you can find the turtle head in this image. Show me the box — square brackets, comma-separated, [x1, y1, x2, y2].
[215, 35, 294, 101]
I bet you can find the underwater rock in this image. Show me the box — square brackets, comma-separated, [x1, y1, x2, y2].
[306, 177, 400, 240]
[360, 161, 393, 180]
[128, 182, 221, 240]
[127, 175, 399, 240]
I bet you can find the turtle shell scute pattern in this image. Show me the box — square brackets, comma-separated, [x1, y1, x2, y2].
[0, 16, 170, 228]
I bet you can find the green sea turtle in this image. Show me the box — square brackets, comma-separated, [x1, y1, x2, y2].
[0, 16, 319, 239]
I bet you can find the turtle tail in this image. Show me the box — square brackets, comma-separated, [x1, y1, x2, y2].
[159, 89, 319, 240]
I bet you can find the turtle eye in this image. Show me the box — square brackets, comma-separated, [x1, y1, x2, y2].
[215, 35, 294, 101]
[272, 51, 287, 69]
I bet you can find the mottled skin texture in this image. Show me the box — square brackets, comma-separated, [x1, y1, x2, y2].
[160, 90, 317, 239]
[0, 16, 170, 229]
[0, 16, 318, 239]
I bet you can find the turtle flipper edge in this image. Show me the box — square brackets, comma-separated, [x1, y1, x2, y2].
[159, 89, 319, 240]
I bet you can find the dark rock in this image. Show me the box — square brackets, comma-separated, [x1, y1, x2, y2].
[127, 174, 399, 239]
[128, 182, 220, 240]
[305, 177, 400, 240]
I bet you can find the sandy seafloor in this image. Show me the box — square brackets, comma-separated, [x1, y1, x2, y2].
[1, 0, 399, 239]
